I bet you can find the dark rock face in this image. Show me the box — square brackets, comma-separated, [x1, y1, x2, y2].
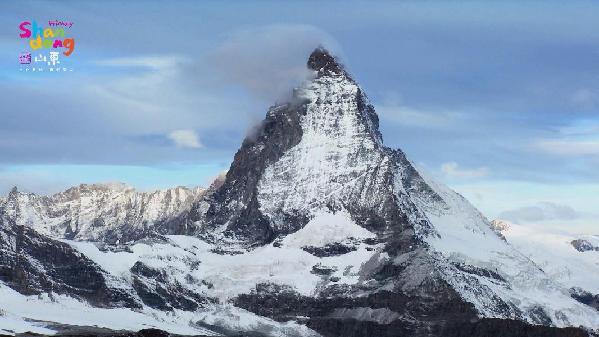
[571, 287, 599, 312]
[192, 101, 308, 246]
[451, 262, 507, 283]
[4, 323, 589, 337]
[308, 46, 347, 77]
[306, 318, 589, 337]
[8, 327, 210, 337]
[233, 282, 589, 337]
[311, 264, 337, 276]
[571, 239, 599, 252]
[0, 214, 139, 308]
[129, 261, 214, 311]
[302, 242, 358, 257]
[438, 318, 589, 337]
[233, 281, 477, 333]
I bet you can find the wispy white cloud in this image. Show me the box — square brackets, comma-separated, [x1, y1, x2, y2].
[558, 120, 599, 137]
[81, 53, 255, 141]
[208, 24, 340, 102]
[94, 55, 187, 70]
[377, 104, 458, 129]
[87, 55, 196, 133]
[571, 88, 599, 109]
[168, 129, 202, 149]
[535, 118, 599, 156]
[449, 181, 599, 233]
[376, 93, 461, 129]
[441, 161, 489, 179]
[499, 202, 579, 224]
[536, 139, 599, 156]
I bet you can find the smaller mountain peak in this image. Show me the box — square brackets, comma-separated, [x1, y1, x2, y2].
[7, 186, 24, 199]
[95, 181, 133, 191]
[490, 219, 511, 233]
[307, 46, 345, 77]
[6, 186, 23, 203]
[60, 182, 134, 197]
[571, 238, 599, 252]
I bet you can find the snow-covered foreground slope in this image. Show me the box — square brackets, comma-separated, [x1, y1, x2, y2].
[0, 283, 215, 336]
[0, 280, 322, 337]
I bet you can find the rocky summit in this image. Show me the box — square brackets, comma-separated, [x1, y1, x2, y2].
[1, 48, 598, 337]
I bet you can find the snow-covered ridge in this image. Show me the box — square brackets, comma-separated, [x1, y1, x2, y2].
[412, 172, 599, 327]
[0, 183, 206, 243]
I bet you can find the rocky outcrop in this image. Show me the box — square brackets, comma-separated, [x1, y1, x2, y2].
[130, 261, 214, 311]
[571, 239, 599, 252]
[192, 99, 307, 245]
[0, 210, 139, 308]
[571, 287, 599, 312]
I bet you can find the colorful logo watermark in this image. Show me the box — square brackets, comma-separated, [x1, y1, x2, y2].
[18, 20, 75, 73]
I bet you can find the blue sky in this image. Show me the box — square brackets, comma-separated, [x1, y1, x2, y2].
[1, 1, 598, 232]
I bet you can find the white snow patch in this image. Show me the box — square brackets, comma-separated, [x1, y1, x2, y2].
[65, 241, 140, 276]
[282, 210, 375, 248]
[195, 305, 320, 337]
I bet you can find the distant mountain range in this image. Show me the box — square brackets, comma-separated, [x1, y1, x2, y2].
[1, 183, 205, 243]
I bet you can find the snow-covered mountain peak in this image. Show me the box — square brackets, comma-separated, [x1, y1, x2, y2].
[307, 46, 347, 78]
[189, 47, 599, 330]
[5, 186, 34, 201]
[302, 47, 382, 144]
[72, 181, 134, 192]
[195, 47, 400, 245]
[8, 186, 19, 195]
